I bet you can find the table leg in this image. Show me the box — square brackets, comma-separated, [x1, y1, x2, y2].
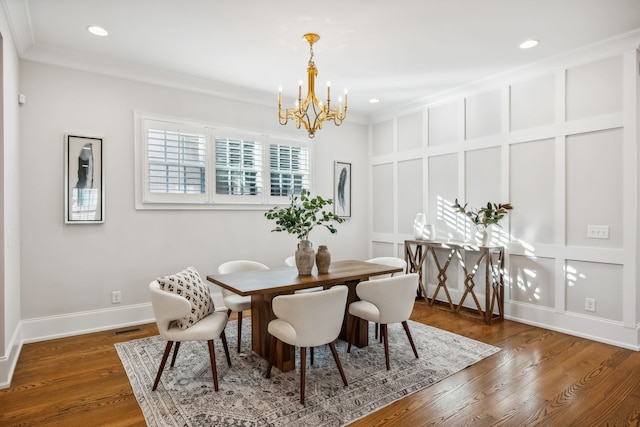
[485, 250, 491, 323]
[342, 279, 369, 348]
[455, 248, 486, 318]
[486, 249, 505, 323]
[251, 293, 295, 373]
[405, 241, 428, 299]
[429, 246, 456, 309]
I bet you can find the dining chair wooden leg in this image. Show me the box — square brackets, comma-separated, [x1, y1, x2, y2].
[236, 311, 243, 353]
[328, 342, 348, 386]
[170, 341, 181, 367]
[382, 324, 391, 370]
[152, 341, 174, 391]
[347, 315, 358, 353]
[265, 335, 278, 378]
[300, 347, 307, 404]
[226, 309, 232, 317]
[207, 340, 219, 391]
[375, 323, 379, 339]
[402, 320, 419, 359]
[220, 331, 232, 366]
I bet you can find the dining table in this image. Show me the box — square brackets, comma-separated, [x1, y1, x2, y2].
[206, 259, 403, 372]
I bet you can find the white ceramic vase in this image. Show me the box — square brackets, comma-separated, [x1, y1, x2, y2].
[413, 213, 427, 240]
[475, 227, 490, 246]
[424, 224, 436, 240]
[413, 213, 436, 240]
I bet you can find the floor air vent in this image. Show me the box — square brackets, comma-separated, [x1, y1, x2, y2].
[114, 328, 142, 335]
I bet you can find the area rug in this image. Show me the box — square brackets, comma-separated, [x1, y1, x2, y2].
[116, 319, 500, 426]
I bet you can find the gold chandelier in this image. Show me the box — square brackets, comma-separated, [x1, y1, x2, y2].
[278, 33, 347, 138]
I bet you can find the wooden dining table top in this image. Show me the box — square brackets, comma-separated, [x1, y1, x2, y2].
[206, 259, 403, 296]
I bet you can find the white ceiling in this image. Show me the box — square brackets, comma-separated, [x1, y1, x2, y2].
[4, 0, 640, 119]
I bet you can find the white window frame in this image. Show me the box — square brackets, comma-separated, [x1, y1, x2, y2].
[134, 112, 312, 210]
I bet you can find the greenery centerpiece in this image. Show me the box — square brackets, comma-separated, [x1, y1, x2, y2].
[452, 199, 513, 244]
[264, 189, 344, 275]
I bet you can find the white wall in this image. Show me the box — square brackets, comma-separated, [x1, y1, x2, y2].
[369, 33, 640, 349]
[0, 12, 23, 387]
[17, 61, 369, 340]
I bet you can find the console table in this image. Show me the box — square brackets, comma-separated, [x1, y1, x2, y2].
[404, 239, 504, 324]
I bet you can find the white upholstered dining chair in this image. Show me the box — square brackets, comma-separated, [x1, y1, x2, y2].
[365, 256, 407, 339]
[149, 279, 231, 391]
[265, 285, 349, 404]
[347, 273, 419, 370]
[217, 260, 269, 353]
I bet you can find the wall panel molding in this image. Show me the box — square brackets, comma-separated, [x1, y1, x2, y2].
[369, 37, 640, 348]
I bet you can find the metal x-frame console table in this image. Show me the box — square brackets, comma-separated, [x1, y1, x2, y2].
[404, 239, 505, 324]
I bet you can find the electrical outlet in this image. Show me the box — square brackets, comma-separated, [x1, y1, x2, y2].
[587, 225, 609, 239]
[585, 297, 596, 312]
[111, 291, 122, 304]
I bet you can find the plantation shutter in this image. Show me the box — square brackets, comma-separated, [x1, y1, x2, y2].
[215, 137, 263, 196]
[269, 144, 310, 197]
[147, 128, 206, 194]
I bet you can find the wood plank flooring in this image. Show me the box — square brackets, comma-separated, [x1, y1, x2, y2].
[2, 302, 640, 426]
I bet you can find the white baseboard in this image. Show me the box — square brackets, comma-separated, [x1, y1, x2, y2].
[20, 303, 155, 344]
[427, 283, 640, 350]
[1, 300, 228, 389]
[505, 302, 640, 351]
[0, 324, 24, 389]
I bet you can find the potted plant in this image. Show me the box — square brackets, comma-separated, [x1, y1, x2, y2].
[452, 199, 513, 245]
[265, 189, 344, 275]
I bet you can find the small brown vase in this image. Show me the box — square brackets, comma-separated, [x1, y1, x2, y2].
[316, 245, 331, 274]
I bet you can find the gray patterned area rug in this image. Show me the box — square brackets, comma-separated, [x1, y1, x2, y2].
[116, 319, 499, 426]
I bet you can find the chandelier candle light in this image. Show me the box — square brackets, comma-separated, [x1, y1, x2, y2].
[278, 33, 348, 138]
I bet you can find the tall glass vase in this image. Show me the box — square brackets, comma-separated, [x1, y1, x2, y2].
[475, 226, 490, 246]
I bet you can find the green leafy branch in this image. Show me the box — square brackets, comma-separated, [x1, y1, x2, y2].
[452, 199, 513, 230]
[264, 189, 344, 240]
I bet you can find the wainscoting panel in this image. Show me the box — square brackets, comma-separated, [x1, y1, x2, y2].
[510, 138, 556, 245]
[368, 36, 640, 348]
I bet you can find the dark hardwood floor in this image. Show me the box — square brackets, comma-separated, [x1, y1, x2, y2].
[2, 301, 640, 426]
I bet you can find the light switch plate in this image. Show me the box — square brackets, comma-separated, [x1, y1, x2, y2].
[587, 225, 609, 239]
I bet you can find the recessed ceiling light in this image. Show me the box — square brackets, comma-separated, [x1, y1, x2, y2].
[88, 26, 108, 37]
[369, 98, 380, 104]
[519, 39, 539, 49]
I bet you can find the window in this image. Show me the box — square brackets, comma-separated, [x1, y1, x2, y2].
[215, 137, 262, 196]
[148, 129, 206, 195]
[135, 113, 311, 209]
[269, 144, 309, 197]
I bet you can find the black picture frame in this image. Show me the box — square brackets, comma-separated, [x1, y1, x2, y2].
[64, 134, 104, 224]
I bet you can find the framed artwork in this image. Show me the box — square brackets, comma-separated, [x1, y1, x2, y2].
[333, 161, 351, 217]
[64, 134, 104, 224]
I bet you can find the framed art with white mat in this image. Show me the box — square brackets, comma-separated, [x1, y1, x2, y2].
[334, 161, 351, 217]
[64, 134, 104, 224]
